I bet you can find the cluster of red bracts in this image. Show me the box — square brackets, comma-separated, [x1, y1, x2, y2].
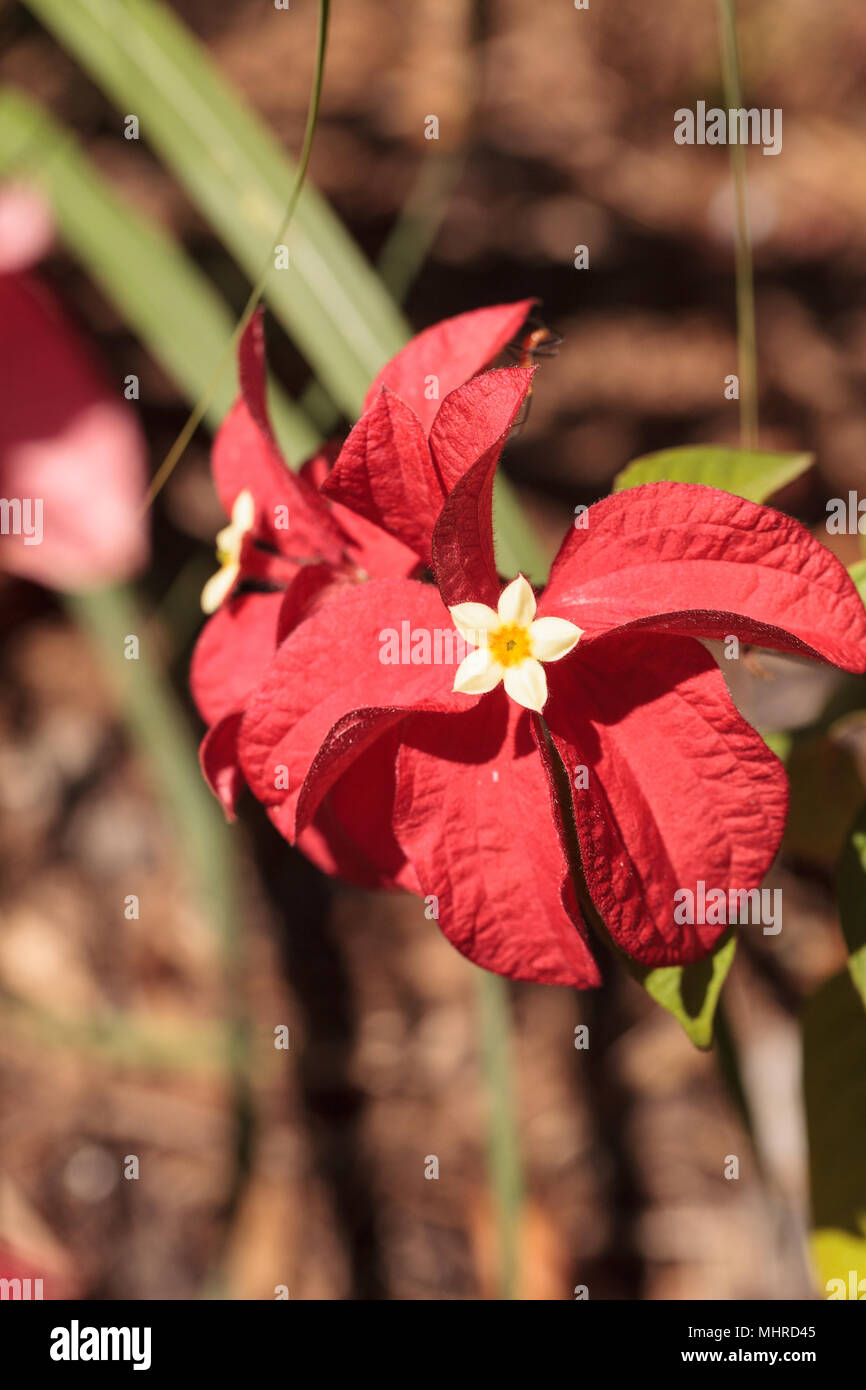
[190, 301, 866, 989]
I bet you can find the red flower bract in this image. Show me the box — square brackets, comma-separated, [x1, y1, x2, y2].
[190, 300, 537, 890]
[229, 313, 866, 987]
[192, 300, 866, 987]
[0, 184, 148, 591]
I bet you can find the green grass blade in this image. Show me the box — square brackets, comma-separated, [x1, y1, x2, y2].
[717, 0, 759, 450]
[139, 0, 331, 510]
[67, 589, 235, 944]
[475, 969, 524, 1299]
[0, 86, 317, 460]
[22, 0, 408, 416]
[15, 2, 544, 572]
[67, 586, 251, 1076]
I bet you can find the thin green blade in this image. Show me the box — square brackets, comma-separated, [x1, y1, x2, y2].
[23, 0, 408, 416]
[0, 86, 317, 459]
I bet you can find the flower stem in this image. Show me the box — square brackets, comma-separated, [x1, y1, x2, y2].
[717, 0, 759, 449]
[141, 0, 331, 512]
[475, 969, 523, 1299]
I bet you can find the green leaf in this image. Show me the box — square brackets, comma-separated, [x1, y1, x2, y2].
[632, 932, 736, 1049]
[803, 968, 866, 1298]
[784, 733, 865, 873]
[848, 559, 866, 605]
[493, 475, 551, 587]
[837, 804, 866, 1011]
[0, 86, 317, 460]
[22, 0, 409, 418]
[613, 445, 813, 504]
[761, 730, 792, 763]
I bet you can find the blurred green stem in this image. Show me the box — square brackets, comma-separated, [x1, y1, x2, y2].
[67, 586, 253, 1196]
[299, 149, 465, 435]
[717, 0, 759, 449]
[475, 970, 523, 1299]
[377, 151, 465, 305]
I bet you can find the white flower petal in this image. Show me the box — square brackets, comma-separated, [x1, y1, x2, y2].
[529, 615, 583, 662]
[453, 646, 503, 695]
[215, 522, 238, 558]
[503, 659, 548, 712]
[448, 601, 500, 646]
[497, 573, 536, 627]
[231, 488, 256, 532]
[201, 561, 240, 615]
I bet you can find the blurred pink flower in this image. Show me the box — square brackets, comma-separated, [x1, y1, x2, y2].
[0, 184, 148, 591]
[0, 184, 54, 273]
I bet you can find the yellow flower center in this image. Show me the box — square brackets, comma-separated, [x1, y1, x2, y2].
[448, 574, 584, 713]
[488, 622, 531, 668]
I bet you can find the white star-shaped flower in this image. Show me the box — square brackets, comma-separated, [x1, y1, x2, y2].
[449, 574, 583, 712]
[200, 489, 256, 614]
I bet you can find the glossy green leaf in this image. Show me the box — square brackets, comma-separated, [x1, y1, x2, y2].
[837, 804, 866, 1011]
[632, 932, 736, 1049]
[803, 969, 866, 1298]
[0, 86, 317, 459]
[614, 445, 813, 504]
[22, 0, 408, 417]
